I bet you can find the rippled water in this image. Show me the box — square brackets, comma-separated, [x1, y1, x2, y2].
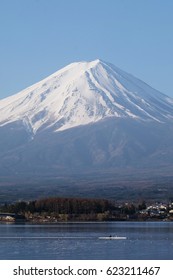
[0, 222, 173, 259]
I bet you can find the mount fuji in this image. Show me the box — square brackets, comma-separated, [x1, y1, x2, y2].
[0, 59, 173, 185]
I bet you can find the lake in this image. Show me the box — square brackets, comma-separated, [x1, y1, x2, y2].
[0, 222, 173, 260]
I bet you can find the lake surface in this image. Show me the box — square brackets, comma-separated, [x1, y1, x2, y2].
[0, 222, 173, 260]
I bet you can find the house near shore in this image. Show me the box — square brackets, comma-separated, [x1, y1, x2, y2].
[0, 213, 25, 221]
[0, 213, 16, 221]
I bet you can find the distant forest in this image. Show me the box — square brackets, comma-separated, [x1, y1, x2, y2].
[0, 197, 147, 222]
[1, 197, 115, 215]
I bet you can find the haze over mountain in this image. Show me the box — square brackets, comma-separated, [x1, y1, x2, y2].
[0, 59, 173, 186]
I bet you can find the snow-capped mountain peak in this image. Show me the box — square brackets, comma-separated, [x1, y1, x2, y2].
[0, 59, 173, 134]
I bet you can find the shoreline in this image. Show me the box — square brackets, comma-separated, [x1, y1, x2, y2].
[0, 217, 172, 224]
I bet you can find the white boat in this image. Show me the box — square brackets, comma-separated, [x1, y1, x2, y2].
[99, 236, 127, 240]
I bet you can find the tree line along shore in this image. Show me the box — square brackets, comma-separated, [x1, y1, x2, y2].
[0, 197, 173, 222]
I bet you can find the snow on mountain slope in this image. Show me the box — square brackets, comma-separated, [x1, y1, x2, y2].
[0, 59, 173, 134]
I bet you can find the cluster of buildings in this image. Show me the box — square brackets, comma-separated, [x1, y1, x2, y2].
[139, 202, 173, 220]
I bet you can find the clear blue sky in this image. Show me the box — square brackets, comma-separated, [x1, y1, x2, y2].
[0, 0, 173, 99]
